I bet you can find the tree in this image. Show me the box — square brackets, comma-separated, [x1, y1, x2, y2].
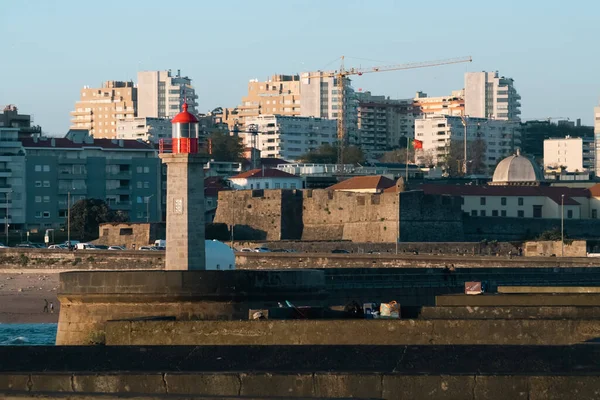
[439, 139, 487, 177]
[208, 132, 244, 162]
[379, 148, 414, 164]
[299, 144, 365, 165]
[70, 199, 128, 241]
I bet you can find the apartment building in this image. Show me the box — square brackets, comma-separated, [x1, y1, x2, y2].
[137, 70, 198, 119]
[300, 71, 358, 144]
[242, 115, 337, 161]
[0, 127, 27, 232]
[355, 92, 416, 158]
[415, 115, 520, 172]
[595, 104, 600, 176]
[464, 71, 521, 121]
[414, 90, 465, 117]
[70, 81, 137, 139]
[543, 136, 594, 172]
[116, 117, 171, 143]
[20, 130, 163, 232]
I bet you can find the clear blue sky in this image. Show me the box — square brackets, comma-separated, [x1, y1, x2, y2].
[1, 0, 598, 135]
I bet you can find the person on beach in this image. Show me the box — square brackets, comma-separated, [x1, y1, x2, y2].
[49, 302, 54, 313]
[43, 299, 49, 313]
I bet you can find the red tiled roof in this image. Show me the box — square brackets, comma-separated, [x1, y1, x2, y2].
[419, 184, 588, 205]
[230, 168, 299, 179]
[21, 137, 155, 150]
[328, 175, 396, 191]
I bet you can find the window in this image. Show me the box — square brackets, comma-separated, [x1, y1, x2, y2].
[256, 183, 261, 189]
[119, 228, 133, 236]
[480, 197, 486, 205]
[533, 205, 542, 218]
[480, 210, 486, 217]
[501, 197, 507, 206]
[42, 211, 50, 218]
[518, 197, 524, 206]
[43, 196, 50, 203]
[35, 211, 41, 218]
[567, 210, 573, 219]
[35, 181, 42, 187]
[35, 196, 41, 203]
[492, 210, 498, 217]
[518, 210, 524, 217]
[43, 181, 50, 187]
[275, 183, 281, 189]
[136, 166, 142, 173]
[501, 210, 507, 217]
[143, 182, 149, 189]
[283, 183, 287, 189]
[250, 184, 253, 189]
[265, 182, 269, 189]
[43, 165, 50, 172]
[290, 183, 296, 189]
[34, 165, 41, 172]
[593, 209, 598, 219]
[471, 210, 477, 216]
[137, 182, 142, 189]
[137, 196, 143, 204]
[102, 229, 109, 236]
[143, 167, 150, 173]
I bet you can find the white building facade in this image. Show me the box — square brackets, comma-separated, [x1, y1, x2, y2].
[228, 169, 304, 190]
[243, 115, 337, 161]
[415, 115, 520, 172]
[137, 70, 198, 119]
[116, 117, 171, 143]
[543, 136, 594, 172]
[464, 71, 521, 121]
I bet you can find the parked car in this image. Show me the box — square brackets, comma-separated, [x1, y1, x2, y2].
[331, 249, 350, 254]
[239, 248, 253, 252]
[48, 244, 67, 250]
[0, 242, 9, 249]
[75, 243, 96, 250]
[139, 246, 155, 251]
[253, 247, 271, 253]
[63, 240, 80, 248]
[271, 249, 288, 253]
[16, 243, 36, 249]
[108, 246, 126, 250]
[93, 245, 109, 250]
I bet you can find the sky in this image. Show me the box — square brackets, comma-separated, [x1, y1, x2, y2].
[1, 0, 598, 136]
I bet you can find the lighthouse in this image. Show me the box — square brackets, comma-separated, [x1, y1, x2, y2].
[159, 102, 208, 270]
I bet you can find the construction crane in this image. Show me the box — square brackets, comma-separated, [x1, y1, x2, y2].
[303, 56, 473, 164]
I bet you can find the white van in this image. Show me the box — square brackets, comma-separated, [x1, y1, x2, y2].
[154, 239, 166, 248]
[75, 243, 96, 250]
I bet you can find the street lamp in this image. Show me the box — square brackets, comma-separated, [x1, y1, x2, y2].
[67, 191, 71, 248]
[561, 194, 565, 257]
[460, 115, 468, 175]
[5, 189, 12, 246]
[145, 194, 155, 223]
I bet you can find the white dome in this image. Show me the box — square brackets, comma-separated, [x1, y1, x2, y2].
[491, 151, 544, 186]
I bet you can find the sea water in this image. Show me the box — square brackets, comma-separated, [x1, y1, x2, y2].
[0, 323, 57, 345]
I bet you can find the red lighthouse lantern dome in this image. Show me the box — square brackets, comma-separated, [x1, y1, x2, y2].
[171, 102, 199, 154]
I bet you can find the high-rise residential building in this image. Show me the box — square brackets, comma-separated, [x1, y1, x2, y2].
[414, 90, 465, 117]
[415, 114, 520, 172]
[70, 81, 137, 138]
[137, 70, 198, 119]
[300, 72, 358, 144]
[543, 136, 594, 173]
[464, 71, 521, 121]
[595, 105, 600, 176]
[116, 117, 172, 143]
[242, 115, 337, 161]
[355, 92, 416, 158]
[1, 104, 42, 138]
[0, 127, 27, 231]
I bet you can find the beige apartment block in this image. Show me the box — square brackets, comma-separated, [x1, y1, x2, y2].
[414, 90, 465, 117]
[70, 81, 137, 138]
[224, 75, 302, 131]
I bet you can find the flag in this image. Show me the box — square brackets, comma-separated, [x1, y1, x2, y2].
[412, 139, 423, 149]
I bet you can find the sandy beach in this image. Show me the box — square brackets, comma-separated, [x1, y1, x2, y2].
[0, 272, 60, 323]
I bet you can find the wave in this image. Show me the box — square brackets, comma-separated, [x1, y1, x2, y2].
[1, 336, 29, 345]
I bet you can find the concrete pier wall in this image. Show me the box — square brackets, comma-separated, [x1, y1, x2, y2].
[104, 319, 600, 346]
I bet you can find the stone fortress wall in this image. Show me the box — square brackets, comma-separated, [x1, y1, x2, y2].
[214, 189, 464, 242]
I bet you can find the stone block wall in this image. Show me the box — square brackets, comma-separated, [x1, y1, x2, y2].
[524, 240, 587, 257]
[95, 222, 165, 249]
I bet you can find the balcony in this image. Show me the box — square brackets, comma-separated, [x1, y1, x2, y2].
[106, 186, 132, 195]
[58, 187, 86, 195]
[0, 168, 11, 178]
[106, 171, 132, 179]
[109, 201, 132, 210]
